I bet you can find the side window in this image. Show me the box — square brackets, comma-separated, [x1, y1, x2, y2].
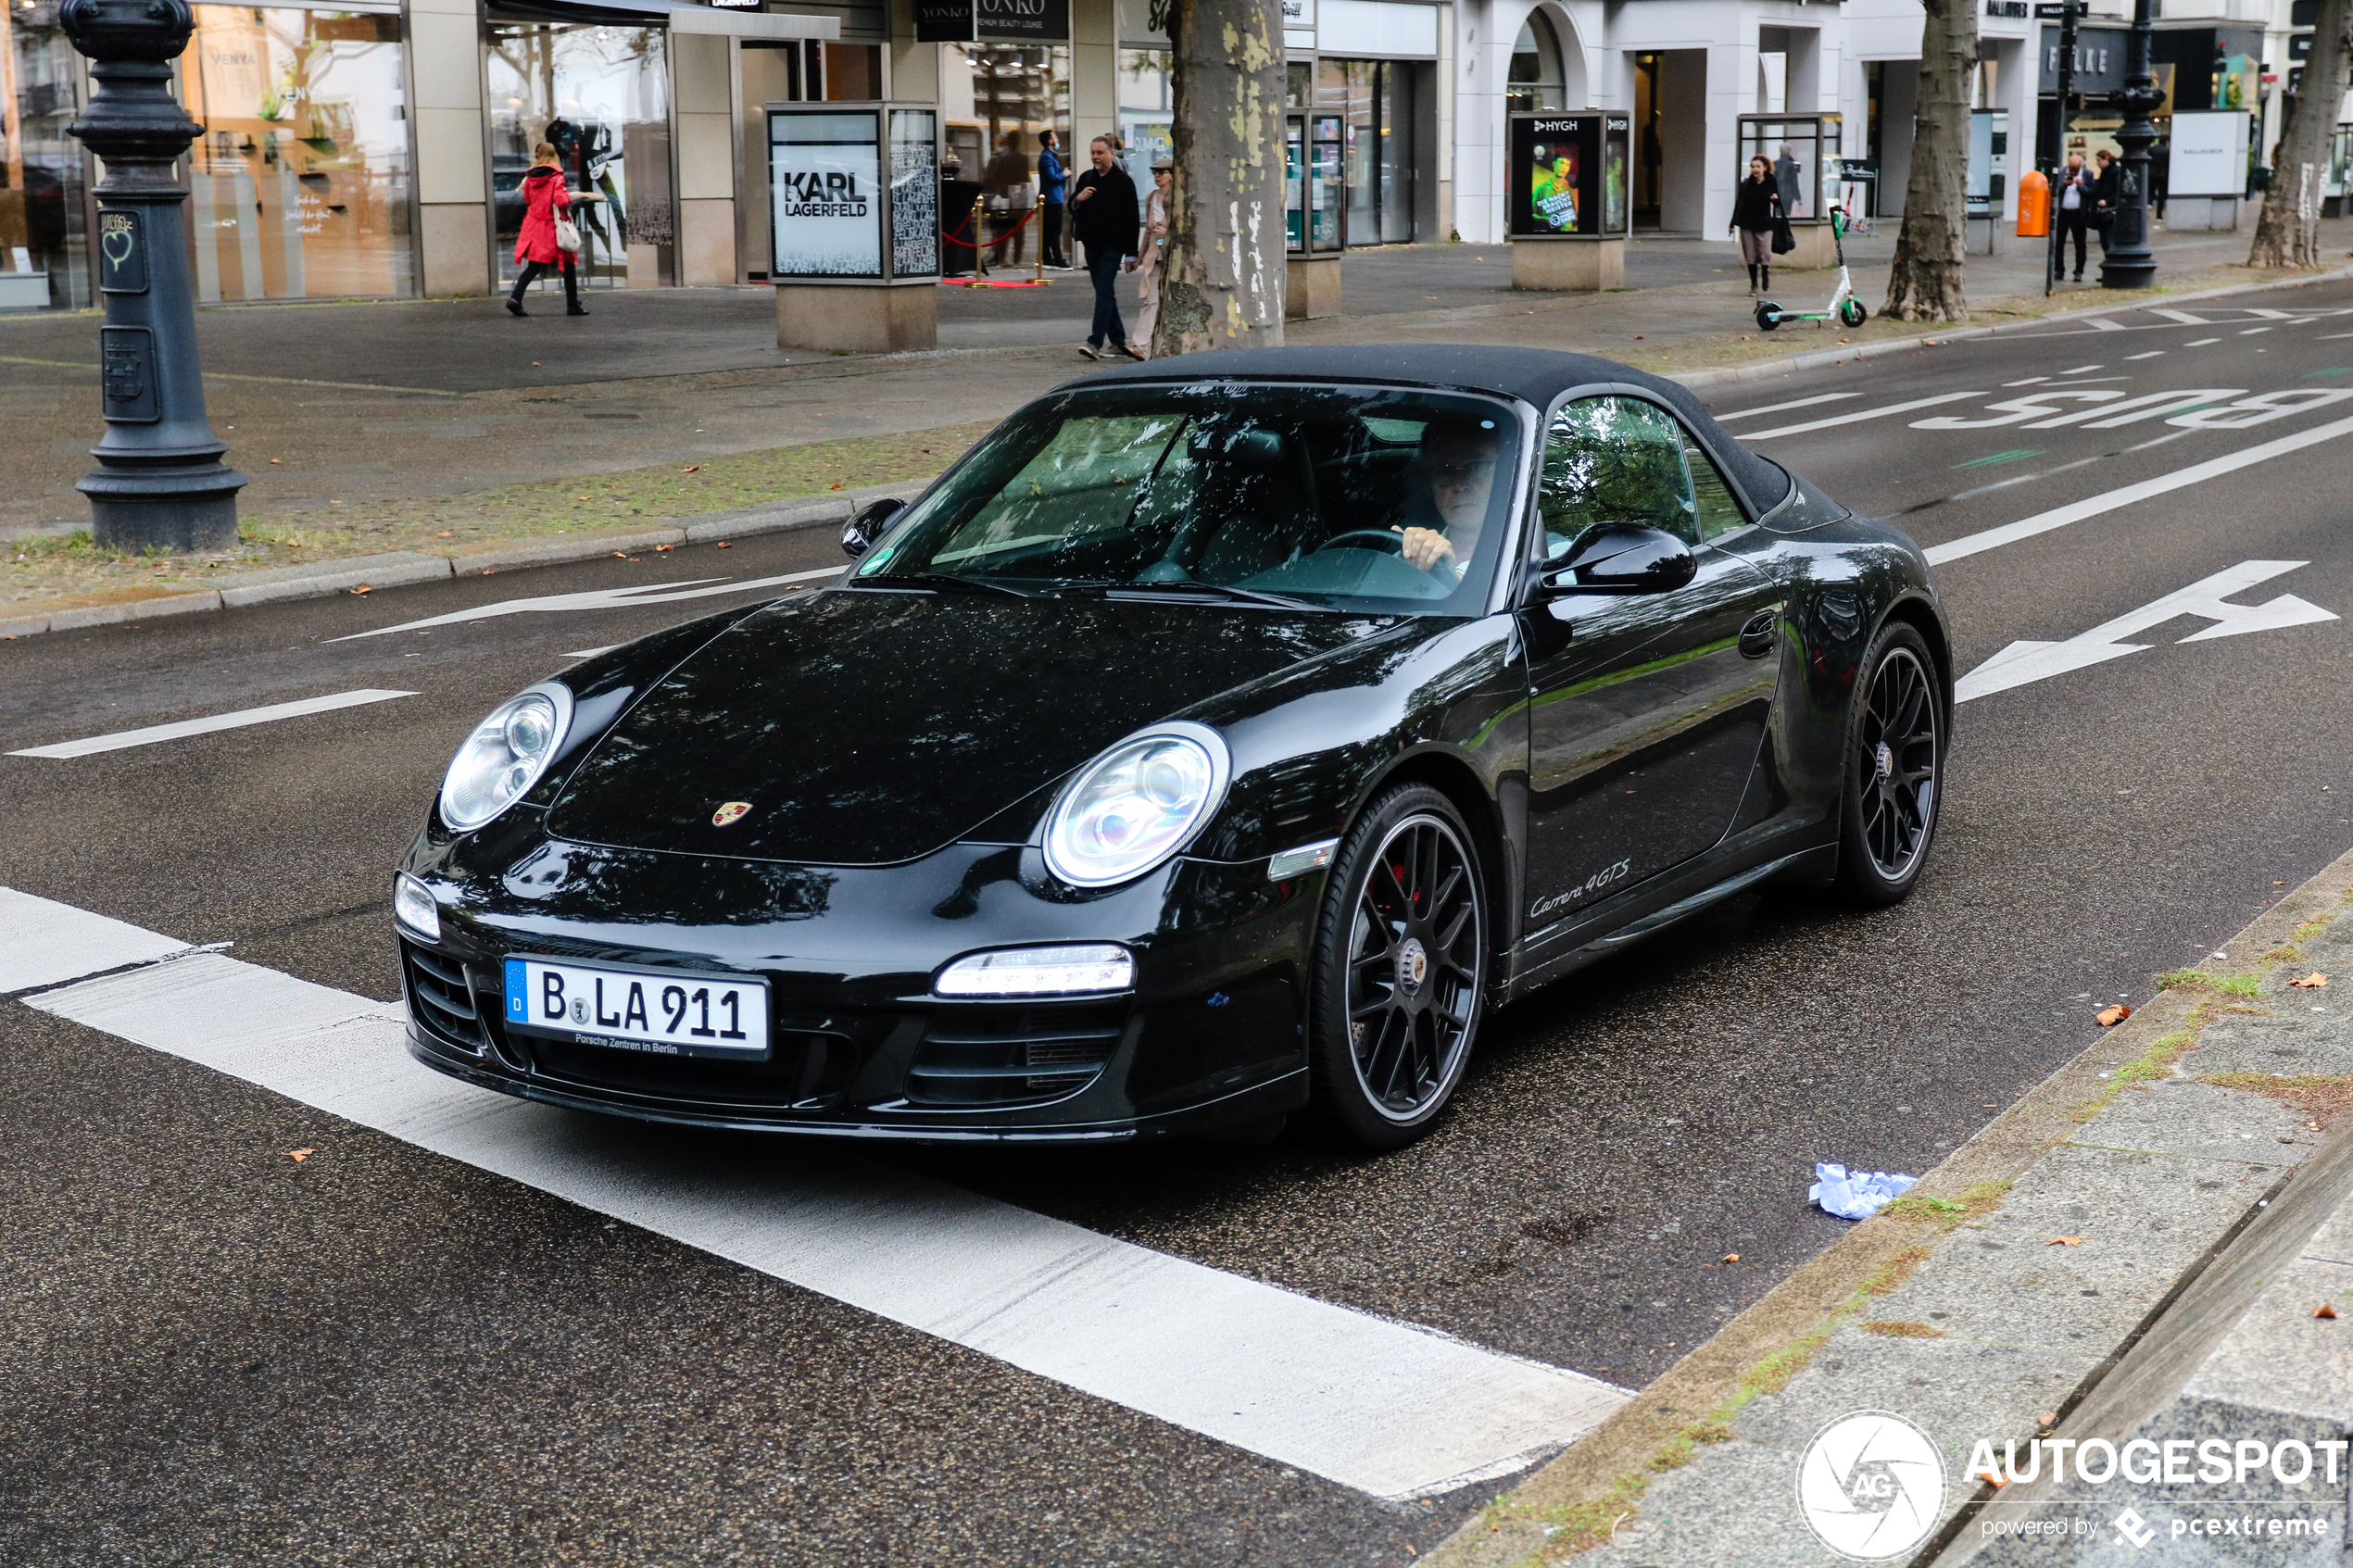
[1680, 430, 1751, 541]
[1536, 395, 1700, 556]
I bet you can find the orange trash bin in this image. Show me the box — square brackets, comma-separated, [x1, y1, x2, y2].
[2016, 169, 2051, 238]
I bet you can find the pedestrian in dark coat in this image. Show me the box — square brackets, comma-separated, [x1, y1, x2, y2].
[2053, 152, 2096, 281]
[1730, 156, 1784, 295]
[2092, 149, 2120, 256]
[508, 141, 591, 318]
[1070, 135, 1140, 359]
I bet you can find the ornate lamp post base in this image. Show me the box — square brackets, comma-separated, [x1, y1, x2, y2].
[2098, 0, 2162, 290]
[63, 0, 248, 554]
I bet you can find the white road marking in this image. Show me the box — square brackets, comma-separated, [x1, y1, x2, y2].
[333, 567, 849, 641]
[1912, 390, 2127, 430]
[2240, 327, 2272, 335]
[7, 688, 417, 759]
[2126, 351, 2167, 360]
[2322, 332, 2353, 341]
[564, 646, 621, 660]
[1712, 393, 1860, 421]
[1737, 391, 1984, 440]
[2185, 337, 2221, 346]
[1925, 409, 2353, 565]
[1957, 560, 2336, 701]
[2061, 364, 2105, 374]
[0, 887, 189, 993]
[2035, 388, 2246, 430]
[2084, 320, 2126, 331]
[8, 892, 1628, 1501]
[2047, 375, 2132, 384]
[2003, 376, 2051, 387]
[2147, 309, 2209, 325]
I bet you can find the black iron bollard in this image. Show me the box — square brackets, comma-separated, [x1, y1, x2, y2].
[60, 0, 246, 552]
[2098, 0, 2162, 290]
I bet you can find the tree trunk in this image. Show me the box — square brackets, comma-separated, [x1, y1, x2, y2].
[1150, 0, 1287, 356]
[2249, 0, 2351, 269]
[1882, 0, 1976, 320]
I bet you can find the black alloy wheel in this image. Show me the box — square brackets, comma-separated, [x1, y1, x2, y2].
[1306, 784, 1488, 1148]
[1834, 621, 1944, 907]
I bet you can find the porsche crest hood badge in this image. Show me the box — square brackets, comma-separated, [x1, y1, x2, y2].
[711, 801, 753, 827]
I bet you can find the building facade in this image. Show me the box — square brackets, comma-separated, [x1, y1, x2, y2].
[1, 0, 2347, 312]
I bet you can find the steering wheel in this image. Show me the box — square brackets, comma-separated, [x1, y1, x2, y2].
[1315, 529, 1404, 555]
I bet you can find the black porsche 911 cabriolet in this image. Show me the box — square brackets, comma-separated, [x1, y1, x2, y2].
[393, 345, 1952, 1149]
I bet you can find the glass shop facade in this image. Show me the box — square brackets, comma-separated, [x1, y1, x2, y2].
[0, 0, 844, 311]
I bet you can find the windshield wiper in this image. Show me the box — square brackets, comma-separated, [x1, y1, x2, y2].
[859, 572, 1035, 600]
[1091, 580, 1330, 612]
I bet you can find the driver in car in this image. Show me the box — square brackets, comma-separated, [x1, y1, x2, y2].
[1392, 419, 1502, 583]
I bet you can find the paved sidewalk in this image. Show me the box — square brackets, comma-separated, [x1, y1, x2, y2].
[1428, 850, 2353, 1568]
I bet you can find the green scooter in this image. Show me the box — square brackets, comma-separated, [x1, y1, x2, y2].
[1755, 205, 1867, 332]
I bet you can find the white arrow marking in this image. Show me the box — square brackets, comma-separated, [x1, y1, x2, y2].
[1736, 391, 1985, 440]
[1957, 560, 2337, 702]
[330, 565, 848, 641]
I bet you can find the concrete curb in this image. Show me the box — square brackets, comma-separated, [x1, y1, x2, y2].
[1667, 263, 2353, 390]
[0, 480, 925, 642]
[1425, 841, 2353, 1568]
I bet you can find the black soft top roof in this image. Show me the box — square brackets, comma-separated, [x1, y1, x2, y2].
[1063, 344, 1792, 514]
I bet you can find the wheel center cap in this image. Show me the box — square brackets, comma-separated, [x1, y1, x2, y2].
[1874, 741, 1895, 781]
[1396, 936, 1429, 995]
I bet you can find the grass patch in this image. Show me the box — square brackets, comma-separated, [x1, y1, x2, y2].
[1865, 1245, 1934, 1297]
[1881, 1178, 2012, 1233]
[4, 423, 992, 607]
[2196, 1073, 2353, 1127]
[1860, 1321, 1945, 1338]
[2075, 1027, 2200, 1123]
[2155, 969, 2262, 997]
[2266, 946, 2304, 963]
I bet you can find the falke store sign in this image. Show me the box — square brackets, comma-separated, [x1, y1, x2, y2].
[917, 0, 1069, 41]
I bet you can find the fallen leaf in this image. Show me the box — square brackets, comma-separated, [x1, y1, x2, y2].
[1722, 1252, 1740, 1263]
[2292, 973, 2329, 989]
[1632, 334, 1644, 340]
[347, 585, 371, 596]
[2096, 1005, 2131, 1026]
[681, 465, 700, 473]
[2037, 1411, 2057, 1428]
[714, 541, 733, 549]
[611, 552, 628, 559]
[2318, 1302, 2339, 1319]
[481, 569, 497, 576]
[829, 482, 844, 491]
[1977, 1470, 2007, 1488]
[2046, 1236, 2083, 1247]
[575, 495, 590, 501]
[654, 544, 673, 552]
[287, 1148, 314, 1161]
[269, 458, 283, 465]
[435, 531, 452, 538]
[2276, 881, 2288, 885]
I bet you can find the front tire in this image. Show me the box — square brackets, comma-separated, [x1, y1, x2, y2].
[1833, 621, 1944, 907]
[1838, 298, 1869, 328]
[1756, 302, 1782, 332]
[1305, 785, 1489, 1149]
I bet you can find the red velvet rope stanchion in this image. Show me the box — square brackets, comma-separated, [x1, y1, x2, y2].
[938, 197, 1054, 287]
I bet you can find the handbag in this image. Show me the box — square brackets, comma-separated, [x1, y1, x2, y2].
[553, 204, 583, 256]
[1770, 215, 1795, 256]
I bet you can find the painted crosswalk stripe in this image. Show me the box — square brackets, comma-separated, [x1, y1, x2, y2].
[6, 688, 417, 759]
[1736, 390, 1985, 440]
[1711, 392, 1858, 422]
[4, 889, 1627, 1501]
[1924, 411, 2353, 565]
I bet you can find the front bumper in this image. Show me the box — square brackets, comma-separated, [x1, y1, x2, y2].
[397, 830, 1320, 1141]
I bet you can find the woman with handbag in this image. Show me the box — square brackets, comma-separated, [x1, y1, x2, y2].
[507, 141, 593, 318]
[1730, 155, 1784, 297]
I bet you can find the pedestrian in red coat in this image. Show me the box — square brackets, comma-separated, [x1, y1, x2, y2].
[508, 141, 590, 318]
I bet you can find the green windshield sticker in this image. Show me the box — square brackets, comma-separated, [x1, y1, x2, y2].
[859, 545, 897, 573]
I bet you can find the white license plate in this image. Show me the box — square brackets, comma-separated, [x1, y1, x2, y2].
[501, 957, 769, 1059]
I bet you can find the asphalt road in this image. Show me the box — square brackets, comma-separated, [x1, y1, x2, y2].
[6, 279, 2353, 1565]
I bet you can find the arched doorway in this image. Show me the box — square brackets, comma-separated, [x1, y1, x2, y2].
[1507, 12, 1565, 113]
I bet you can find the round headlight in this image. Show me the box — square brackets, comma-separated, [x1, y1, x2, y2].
[439, 682, 574, 833]
[1043, 722, 1230, 888]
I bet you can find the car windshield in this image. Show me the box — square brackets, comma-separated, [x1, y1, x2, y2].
[853, 383, 1525, 613]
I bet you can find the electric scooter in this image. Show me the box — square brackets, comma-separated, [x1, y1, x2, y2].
[1755, 205, 1867, 332]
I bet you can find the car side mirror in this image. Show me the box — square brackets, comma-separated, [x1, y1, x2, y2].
[1541, 523, 1697, 596]
[842, 496, 909, 560]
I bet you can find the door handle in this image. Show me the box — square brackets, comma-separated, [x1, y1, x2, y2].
[1738, 609, 1780, 659]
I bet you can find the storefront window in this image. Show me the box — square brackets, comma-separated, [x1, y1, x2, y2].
[1316, 56, 1415, 245]
[182, 6, 412, 303]
[1118, 46, 1169, 181]
[485, 21, 670, 291]
[941, 43, 1068, 195]
[1507, 13, 1564, 114]
[0, 0, 91, 310]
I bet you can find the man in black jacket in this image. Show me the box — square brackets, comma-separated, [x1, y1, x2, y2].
[1070, 136, 1142, 360]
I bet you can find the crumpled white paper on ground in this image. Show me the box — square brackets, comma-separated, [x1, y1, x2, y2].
[1810, 1162, 1918, 1220]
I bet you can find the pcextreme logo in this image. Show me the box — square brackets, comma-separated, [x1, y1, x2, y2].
[1797, 1411, 1947, 1561]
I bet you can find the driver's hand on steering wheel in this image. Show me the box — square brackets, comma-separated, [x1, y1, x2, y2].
[1396, 526, 1455, 572]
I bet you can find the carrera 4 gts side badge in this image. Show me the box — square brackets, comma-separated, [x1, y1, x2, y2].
[711, 801, 753, 827]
